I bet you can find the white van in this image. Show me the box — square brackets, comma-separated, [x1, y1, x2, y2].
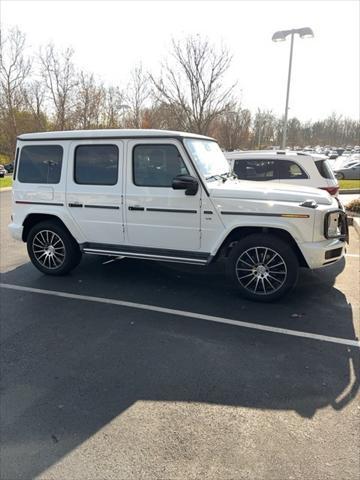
[9, 129, 348, 301]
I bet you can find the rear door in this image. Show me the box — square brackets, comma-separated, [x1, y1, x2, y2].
[66, 140, 124, 244]
[277, 159, 310, 187]
[233, 158, 279, 183]
[124, 139, 201, 251]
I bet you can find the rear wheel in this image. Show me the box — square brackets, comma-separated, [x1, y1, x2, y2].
[227, 234, 299, 302]
[27, 221, 82, 275]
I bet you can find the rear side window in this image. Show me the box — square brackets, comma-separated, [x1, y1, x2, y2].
[234, 159, 277, 181]
[315, 159, 336, 179]
[18, 145, 63, 184]
[133, 144, 189, 187]
[74, 145, 118, 185]
[278, 160, 308, 179]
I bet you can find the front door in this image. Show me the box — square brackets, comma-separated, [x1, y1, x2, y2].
[124, 140, 201, 251]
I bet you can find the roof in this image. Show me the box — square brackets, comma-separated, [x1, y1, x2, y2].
[17, 129, 215, 142]
[224, 150, 325, 161]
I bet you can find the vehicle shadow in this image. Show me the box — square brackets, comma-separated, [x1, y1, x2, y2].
[1, 257, 359, 479]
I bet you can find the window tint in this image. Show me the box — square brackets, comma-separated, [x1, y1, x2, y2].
[278, 160, 308, 179]
[74, 145, 118, 185]
[315, 159, 336, 179]
[234, 159, 277, 181]
[18, 145, 63, 184]
[133, 144, 189, 187]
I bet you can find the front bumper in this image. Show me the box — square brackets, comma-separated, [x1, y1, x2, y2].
[300, 238, 346, 269]
[8, 222, 24, 241]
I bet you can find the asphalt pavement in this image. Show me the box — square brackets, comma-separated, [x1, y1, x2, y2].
[1, 189, 359, 480]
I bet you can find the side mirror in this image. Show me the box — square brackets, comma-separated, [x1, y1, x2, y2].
[172, 175, 199, 196]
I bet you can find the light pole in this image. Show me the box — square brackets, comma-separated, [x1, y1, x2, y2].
[272, 27, 314, 149]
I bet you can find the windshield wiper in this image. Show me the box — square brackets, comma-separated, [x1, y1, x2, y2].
[219, 172, 235, 182]
[205, 174, 222, 182]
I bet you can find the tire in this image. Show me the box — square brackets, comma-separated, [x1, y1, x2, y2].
[27, 221, 82, 275]
[226, 233, 299, 302]
[336, 172, 344, 180]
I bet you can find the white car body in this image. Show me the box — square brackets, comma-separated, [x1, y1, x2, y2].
[9, 129, 348, 301]
[225, 150, 339, 196]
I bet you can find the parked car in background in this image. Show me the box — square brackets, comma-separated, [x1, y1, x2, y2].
[327, 150, 338, 159]
[4, 163, 14, 173]
[225, 150, 339, 196]
[334, 162, 360, 180]
[0, 164, 7, 178]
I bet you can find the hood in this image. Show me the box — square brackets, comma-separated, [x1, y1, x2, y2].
[208, 179, 333, 205]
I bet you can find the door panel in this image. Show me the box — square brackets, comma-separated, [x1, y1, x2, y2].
[125, 140, 201, 250]
[66, 140, 124, 244]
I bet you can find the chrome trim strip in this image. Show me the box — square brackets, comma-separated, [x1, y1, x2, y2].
[84, 205, 120, 210]
[147, 208, 197, 214]
[83, 248, 208, 265]
[15, 201, 64, 206]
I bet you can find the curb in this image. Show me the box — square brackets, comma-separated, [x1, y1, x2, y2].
[353, 217, 360, 237]
[339, 189, 360, 194]
[0, 187, 12, 192]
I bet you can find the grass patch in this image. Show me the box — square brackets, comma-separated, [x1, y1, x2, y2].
[339, 179, 360, 190]
[0, 176, 13, 189]
[0, 154, 10, 163]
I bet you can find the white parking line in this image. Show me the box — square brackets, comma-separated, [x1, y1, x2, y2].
[346, 254, 360, 258]
[1, 282, 359, 348]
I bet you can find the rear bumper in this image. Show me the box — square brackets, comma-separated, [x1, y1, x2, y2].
[8, 222, 23, 241]
[300, 238, 346, 269]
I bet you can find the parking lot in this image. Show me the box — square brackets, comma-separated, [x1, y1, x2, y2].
[1, 189, 359, 479]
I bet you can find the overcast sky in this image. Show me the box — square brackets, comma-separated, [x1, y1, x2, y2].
[1, 0, 359, 122]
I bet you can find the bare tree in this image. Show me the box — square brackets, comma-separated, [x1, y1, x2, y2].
[102, 85, 126, 128]
[124, 64, 150, 128]
[150, 35, 236, 135]
[74, 72, 104, 129]
[0, 28, 32, 147]
[39, 44, 77, 130]
[23, 80, 47, 130]
[212, 106, 252, 151]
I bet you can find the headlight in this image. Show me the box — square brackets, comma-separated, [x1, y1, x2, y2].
[324, 210, 348, 241]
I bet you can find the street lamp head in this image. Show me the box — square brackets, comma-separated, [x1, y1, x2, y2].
[272, 27, 314, 42]
[298, 27, 314, 39]
[272, 30, 288, 42]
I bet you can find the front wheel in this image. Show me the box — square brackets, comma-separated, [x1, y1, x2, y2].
[27, 221, 82, 275]
[336, 172, 344, 180]
[227, 234, 299, 302]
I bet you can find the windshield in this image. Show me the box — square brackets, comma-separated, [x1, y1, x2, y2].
[184, 139, 230, 180]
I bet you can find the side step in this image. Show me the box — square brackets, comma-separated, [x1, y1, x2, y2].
[81, 243, 211, 266]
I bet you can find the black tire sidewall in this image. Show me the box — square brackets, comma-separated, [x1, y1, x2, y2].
[227, 234, 299, 302]
[27, 221, 81, 275]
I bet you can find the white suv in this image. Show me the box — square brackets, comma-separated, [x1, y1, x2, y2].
[9, 129, 348, 301]
[225, 150, 339, 196]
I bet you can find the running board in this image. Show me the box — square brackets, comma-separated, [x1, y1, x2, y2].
[82, 247, 210, 265]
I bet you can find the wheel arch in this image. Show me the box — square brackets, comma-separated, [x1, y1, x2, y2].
[22, 213, 79, 243]
[212, 226, 309, 268]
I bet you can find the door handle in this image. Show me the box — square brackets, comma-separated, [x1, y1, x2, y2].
[128, 206, 145, 211]
[69, 202, 83, 208]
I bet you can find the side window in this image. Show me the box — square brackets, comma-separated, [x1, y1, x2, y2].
[74, 145, 118, 185]
[278, 161, 308, 179]
[133, 144, 189, 187]
[234, 159, 277, 181]
[18, 145, 63, 184]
